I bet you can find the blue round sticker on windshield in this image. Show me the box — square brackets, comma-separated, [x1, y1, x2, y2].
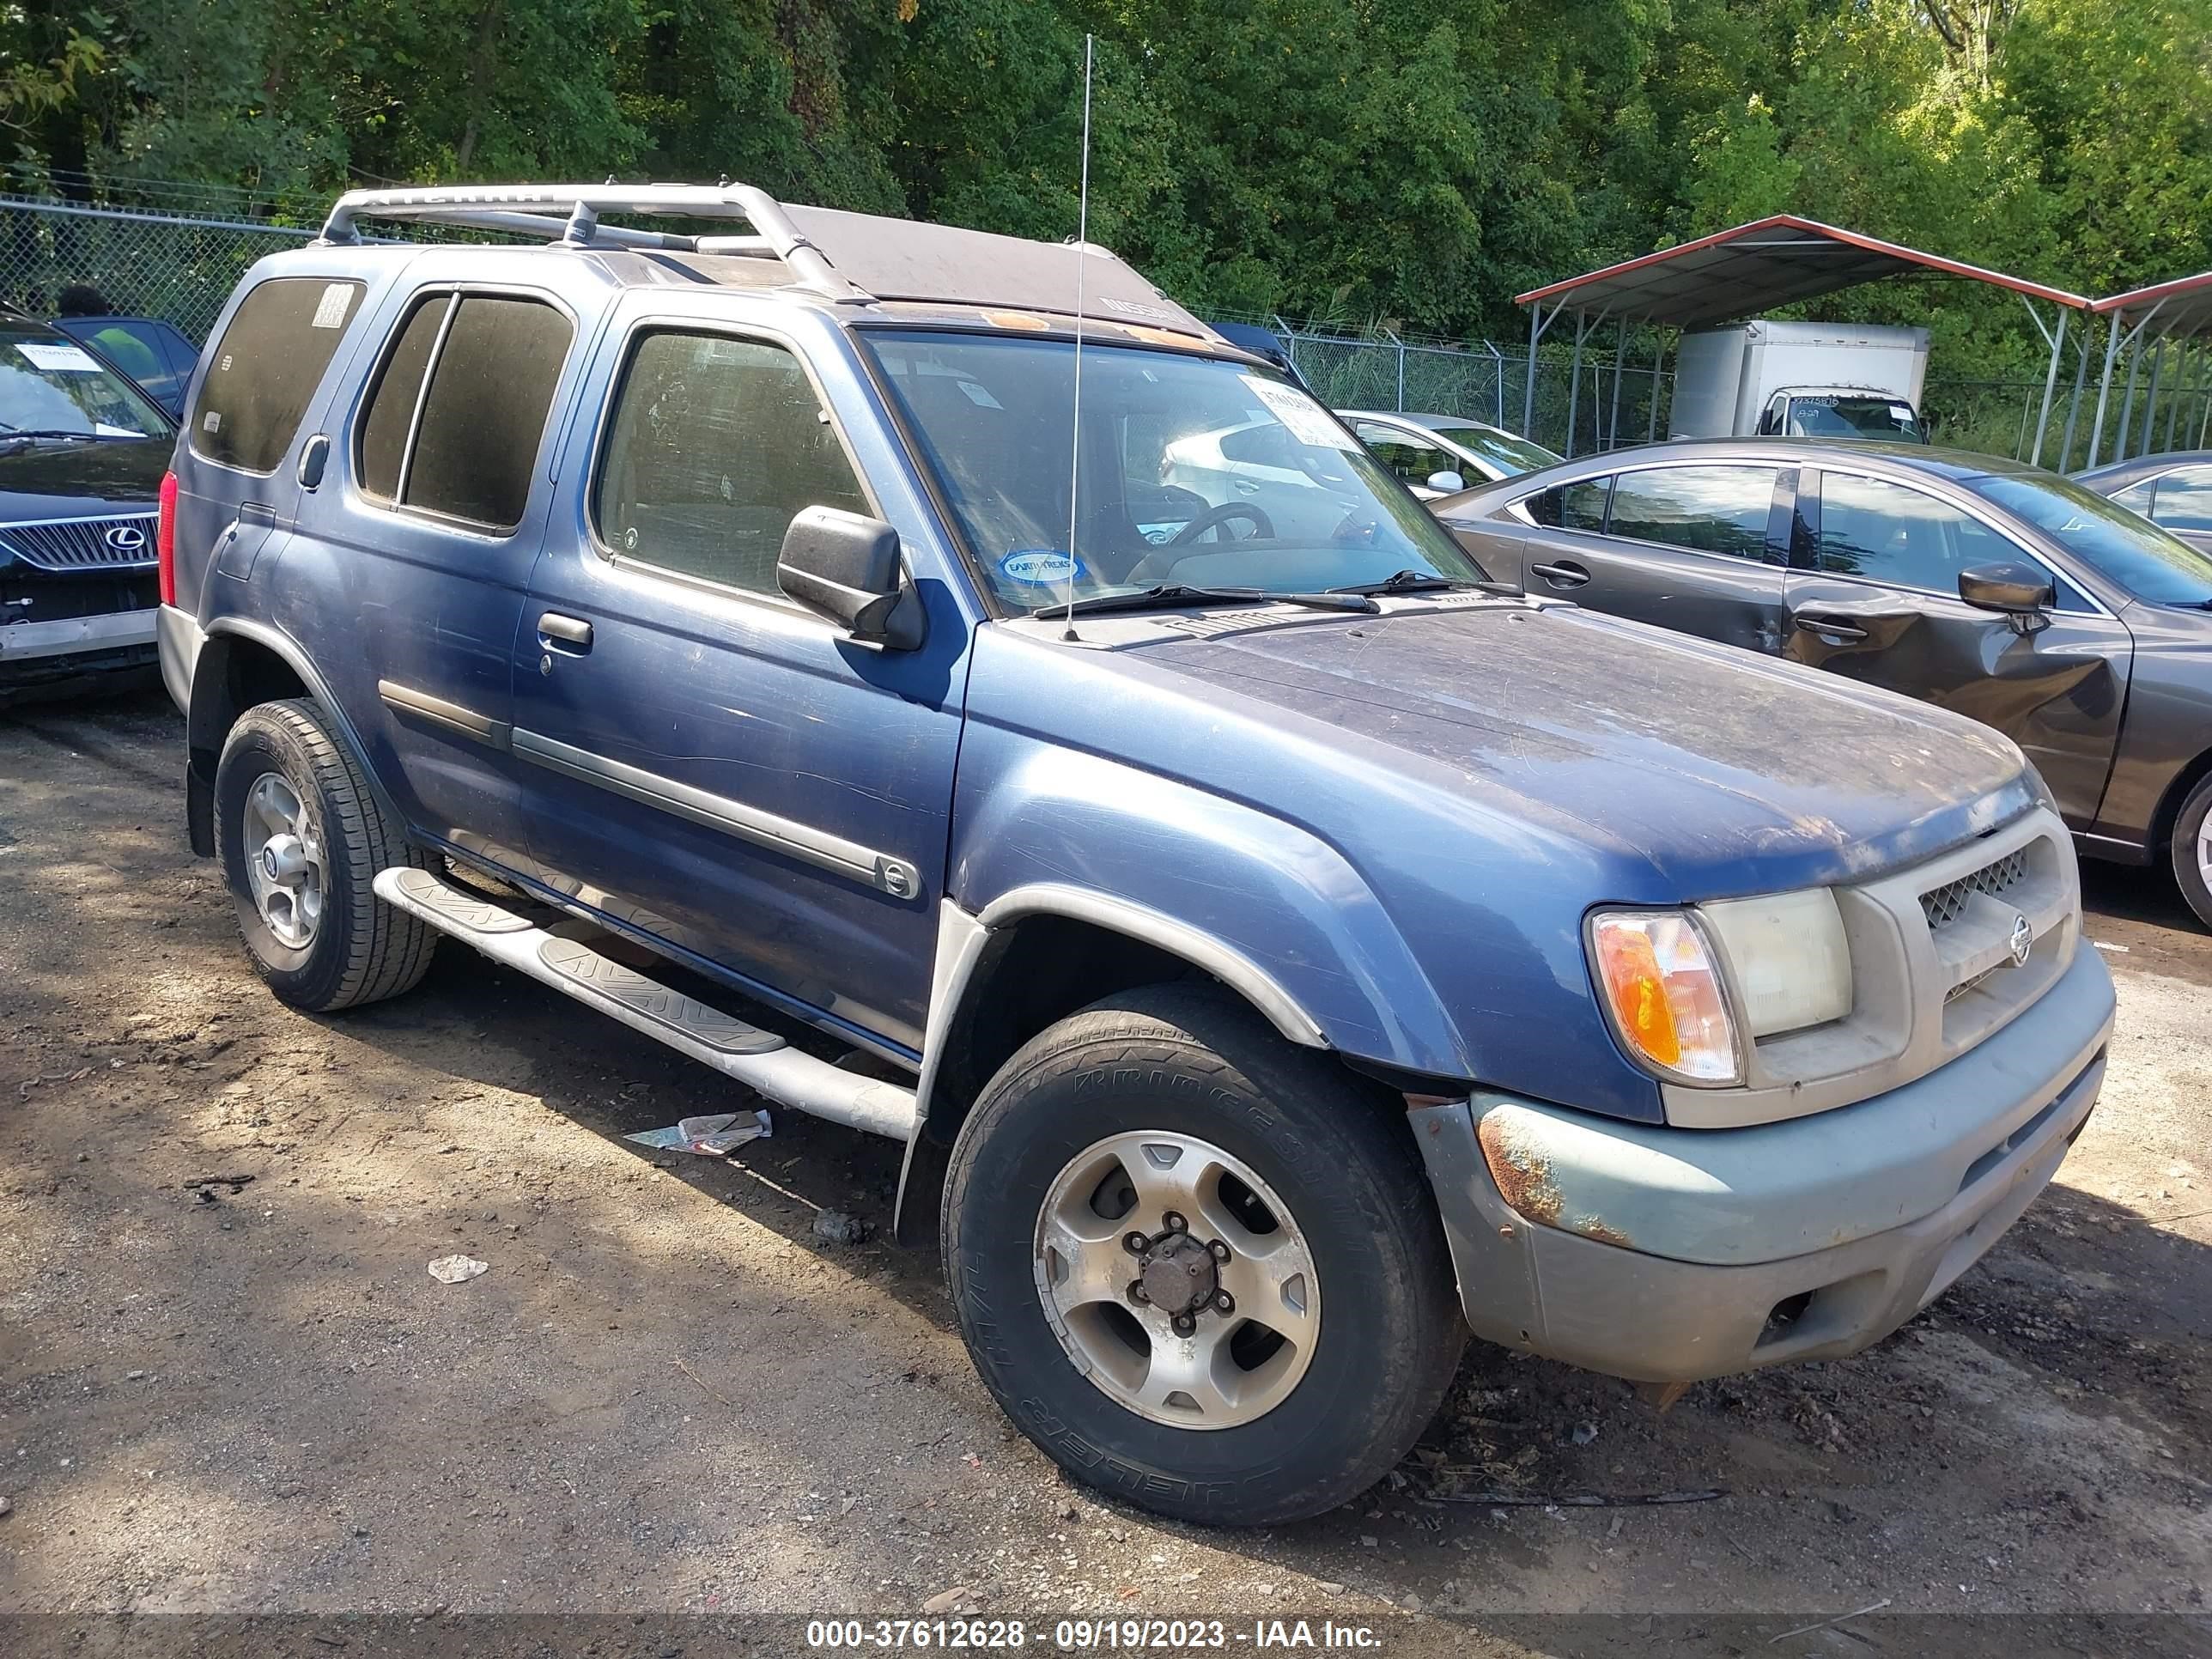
[1000, 550, 1085, 586]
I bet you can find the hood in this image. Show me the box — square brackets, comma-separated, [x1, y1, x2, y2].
[1096, 598, 2033, 896]
[0, 434, 169, 518]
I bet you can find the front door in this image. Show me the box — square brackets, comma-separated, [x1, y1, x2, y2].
[507, 321, 966, 1057]
[1514, 462, 1794, 655]
[1784, 466, 2136, 830]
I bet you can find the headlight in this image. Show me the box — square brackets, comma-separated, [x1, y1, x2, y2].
[1590, 890, 1853, 1088]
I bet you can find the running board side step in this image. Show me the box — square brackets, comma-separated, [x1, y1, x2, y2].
[374, 866, 917, 1141]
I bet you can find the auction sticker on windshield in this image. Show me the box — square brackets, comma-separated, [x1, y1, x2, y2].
[15, 343, 102, 374]
[1000, 550, 1085, 587]
[1240, 374, 1358, 449]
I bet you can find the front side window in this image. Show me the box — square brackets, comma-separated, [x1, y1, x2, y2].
[592, 331, 868, 594]
[1973, 471, 2212, 608]
[1816, 472, 2017, 592]
[0, 325, 173, 443]
[1432, 423, 1559, 478]
[1352, 422, 1458, 486]
[1607, 465, 1783, 561]
[861, 331, 1486, 610]
[353, 292, 571, 532]
[191, 277, 362, 472]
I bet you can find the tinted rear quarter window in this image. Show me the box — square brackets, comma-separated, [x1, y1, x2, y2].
[1527, 477, 1609, 531]
[1607, 465, 1780, 560]
[190, 277, 364, 472]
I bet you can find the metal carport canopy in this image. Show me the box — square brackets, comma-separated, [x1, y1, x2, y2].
[2073, 269, 2212, 470]
[1510, 214, 2091, 462]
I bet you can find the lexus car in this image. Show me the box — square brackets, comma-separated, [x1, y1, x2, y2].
[0, 311, 174, 699]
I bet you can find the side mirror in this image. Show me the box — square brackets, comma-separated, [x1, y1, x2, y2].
[1425, 469, 1466, 495]
[1959, 562, 2053, 635]
[778, 507, 925, 650]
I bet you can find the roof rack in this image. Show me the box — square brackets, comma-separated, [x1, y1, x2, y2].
[315, 183, 873, 303]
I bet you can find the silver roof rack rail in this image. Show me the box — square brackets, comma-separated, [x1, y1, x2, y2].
[314, 183, 874, 303]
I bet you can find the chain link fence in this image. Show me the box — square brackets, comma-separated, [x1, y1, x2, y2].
[0, 196, 313, 342]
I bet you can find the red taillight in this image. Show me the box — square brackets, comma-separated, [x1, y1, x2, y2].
[157, 469, 179, 606]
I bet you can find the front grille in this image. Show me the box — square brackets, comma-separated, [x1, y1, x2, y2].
[0, 515, 160, 571]
[1920, 847, 2029, 930]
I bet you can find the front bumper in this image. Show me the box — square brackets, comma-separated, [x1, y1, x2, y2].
[1413, 942, 2115, 1382]
[0, 605, 156, 664]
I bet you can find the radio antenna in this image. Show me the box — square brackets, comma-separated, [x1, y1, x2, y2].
[1057, 33, 1095, 642]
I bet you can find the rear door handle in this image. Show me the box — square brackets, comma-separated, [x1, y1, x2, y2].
[1528, 561, 1590, 588]
[538, 612, 593, 653]
[1233, 478, 1261, 495]
[1791, 611, 1869, 643]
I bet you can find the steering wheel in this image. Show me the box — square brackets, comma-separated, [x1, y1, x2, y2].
[1170, 501, 1275, 545]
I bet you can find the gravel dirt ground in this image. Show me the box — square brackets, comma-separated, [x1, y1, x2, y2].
[3, 688, 2208, 1657]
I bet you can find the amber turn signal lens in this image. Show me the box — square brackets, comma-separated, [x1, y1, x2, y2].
[1589, 911, 1740, 1085]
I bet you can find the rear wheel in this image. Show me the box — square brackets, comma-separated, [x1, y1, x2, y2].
[942, 983, 1463, 1526]
[2172, 773, 2212, 930]
[215, 698, 434, 1011]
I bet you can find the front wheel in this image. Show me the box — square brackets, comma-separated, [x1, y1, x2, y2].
[942, 983, 1464, 1526]
[2172, 772, 2212, 931]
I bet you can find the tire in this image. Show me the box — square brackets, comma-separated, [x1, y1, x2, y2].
[2172, 772, 2212, 930]
[215, 698, 435, 1012]
[941, 982, 1464, 1526]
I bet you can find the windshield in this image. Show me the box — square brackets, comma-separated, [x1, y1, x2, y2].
[863, 331, 1487, 610]
[0, 326, 172, 439]
[1434, 424, 1561, 478]
[1976, 472, 2212, 607]
[1787, 394, 1925, 443]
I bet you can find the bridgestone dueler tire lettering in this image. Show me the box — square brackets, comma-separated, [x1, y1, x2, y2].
[941, 981, 1465, 1526]
[215, 698, 435, 1012]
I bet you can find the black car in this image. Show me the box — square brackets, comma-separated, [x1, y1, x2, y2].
[0, 312, 175, 697]
[2075, 450, 2212, 555]
[50, 313, 201, 418]
[1435, 439, 2212, 926]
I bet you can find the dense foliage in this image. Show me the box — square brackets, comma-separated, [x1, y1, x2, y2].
[4, 2, 2209, 364]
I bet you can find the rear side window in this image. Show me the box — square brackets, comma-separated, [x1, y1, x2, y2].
[1607, 465, 1782, 561]
[2151, 465, 2212, 533]
[1526, 477, 1608, 531]
[354, 292, 571, 532]
[591, 330, 868, 594]
[190, 278, 364, 473]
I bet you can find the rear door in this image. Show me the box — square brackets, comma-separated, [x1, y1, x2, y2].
[1784, 465, 2135, 829]
[278, 283, 586, 863]
[1510, 462, 1794, 654]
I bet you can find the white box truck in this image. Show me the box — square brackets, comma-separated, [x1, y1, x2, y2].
[1668, 319, 1932, 443]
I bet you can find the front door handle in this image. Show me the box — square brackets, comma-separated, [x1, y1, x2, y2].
[538, 612, 593, 653]
[1791, 611, 1869, 644]
[1528, 561, 1590, 588]
[1233, 478, 1261, 496]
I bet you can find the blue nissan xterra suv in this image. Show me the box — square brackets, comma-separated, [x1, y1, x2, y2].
[156, 185, 2115, 1526]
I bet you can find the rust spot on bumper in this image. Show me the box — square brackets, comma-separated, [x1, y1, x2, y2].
[1478, 1113, 1563, 1227]
[1476, 1112, 1633, 1249]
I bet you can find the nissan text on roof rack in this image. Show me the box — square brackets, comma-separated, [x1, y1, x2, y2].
[155, 183, 2114, 1526]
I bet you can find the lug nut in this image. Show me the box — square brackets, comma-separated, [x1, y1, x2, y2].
[1206, 1238, 1231, 1262]
[1123, 1231, 1149, 1255]
[1162, 1211, 1187, 1235]
[1212, 1290, 1235, 1315]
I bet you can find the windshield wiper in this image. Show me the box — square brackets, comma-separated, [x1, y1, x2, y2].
[0, 428, 106, 445]
[1036, 582, 1378, 618]
[1328, 568, 1521, 597]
